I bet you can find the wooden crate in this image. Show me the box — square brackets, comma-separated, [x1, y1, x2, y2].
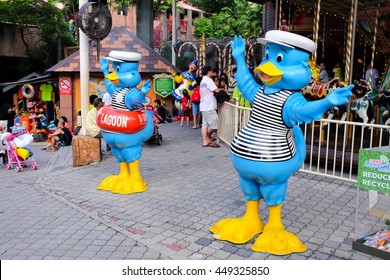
[72, 135, 101, 166]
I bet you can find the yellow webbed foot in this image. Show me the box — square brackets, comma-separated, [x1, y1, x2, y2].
[210, 216, 264, 244]
[111, 177, 147, 195]
[252, 226, 307, 255]
[97, 175, 117, 191]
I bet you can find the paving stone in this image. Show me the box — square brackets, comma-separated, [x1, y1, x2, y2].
[221, 243, 239, 254]
[0, 124, 380, 260]
[195, 237, 213, 247]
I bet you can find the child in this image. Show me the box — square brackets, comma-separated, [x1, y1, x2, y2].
[180, 89, 190, 127]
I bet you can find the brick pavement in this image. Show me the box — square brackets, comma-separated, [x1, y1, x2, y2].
[0, 121, 378, 260]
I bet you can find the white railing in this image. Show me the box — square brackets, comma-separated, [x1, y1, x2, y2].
[218, 102, 390, 183]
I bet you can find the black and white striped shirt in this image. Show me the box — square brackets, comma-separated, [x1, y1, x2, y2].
[230, 88, 295, 162]
[111, 87, 130, 111]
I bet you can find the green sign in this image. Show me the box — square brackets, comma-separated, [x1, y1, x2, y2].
[154, 76, 174, 98]
[357, 147, 390, 194]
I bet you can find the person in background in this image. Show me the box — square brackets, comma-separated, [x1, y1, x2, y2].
[213, 75, 219, 86]
[191, 77, 202, 129]
[42, 119, 73, 151]
[228, 67, 237, 97]
[232, 86, 251, 108]
[86, 97, 104, 138]
[319, 62, 330, 82]
[180, 89, 190, 127]
[73, 111, 82, 135]
[365, 65, 380, 91]
[220, 72, 228, 83]
[200, 66, 221, 148]
[89, 94, 98, 110]
[0, 103, 17, 132]
[60, 116, 73, 135]
[102, 91, 112, 106]
[218, 77, 228, 92]
[332, 62, 343, 80]
[86, 97, 110, 153]
[154, 99, 169, 123]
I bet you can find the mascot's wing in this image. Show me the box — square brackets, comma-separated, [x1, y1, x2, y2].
[283, 85, 353, 127]
[124, 88, 145, 110]
[231, 36, 260, 104]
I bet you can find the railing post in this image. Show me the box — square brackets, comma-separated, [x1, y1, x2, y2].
[234, 102, 239, 136]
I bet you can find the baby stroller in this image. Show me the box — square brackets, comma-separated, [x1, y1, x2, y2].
[5, 130, 38, 172]
[144, 106, 163, 145]
[145, 123, 163, 145]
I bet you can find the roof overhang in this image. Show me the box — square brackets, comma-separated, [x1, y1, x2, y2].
[1, 73, 55, 93]
[178, 1, 209, 14]
[263, 0, 390, 53]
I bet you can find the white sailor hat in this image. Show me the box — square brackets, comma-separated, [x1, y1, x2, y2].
[257, 30, 317, 54]
[105, 51, 142, 62]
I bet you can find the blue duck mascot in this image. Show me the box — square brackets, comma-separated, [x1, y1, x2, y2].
[97, 51, 154, 195]
[210, 31, 353, 255]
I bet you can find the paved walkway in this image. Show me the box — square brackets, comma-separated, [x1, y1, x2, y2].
[0, 121, 378, 260]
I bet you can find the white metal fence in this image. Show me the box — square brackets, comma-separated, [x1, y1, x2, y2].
[218, 102, 390, 183]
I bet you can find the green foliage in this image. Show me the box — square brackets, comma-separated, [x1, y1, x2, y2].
[0, 0, 76, 72]
[113, 0, 136, 6]
[160, 40, 172, 62]
[153, 0, 184, 15]
[193, 17, 213, 38]
[154, 0, 172, 14]
[193, 0, 262, 39]
[111, 0, 136, 13]
[189, 0, 235, 14]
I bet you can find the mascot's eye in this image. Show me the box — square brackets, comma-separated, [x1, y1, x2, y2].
[116, 65, 120, 72]
[265, 51, 269, 60]
[276, 53, 283, 62]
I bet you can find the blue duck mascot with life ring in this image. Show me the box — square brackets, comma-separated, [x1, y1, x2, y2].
[210, 31, 353, 255]
[97, 51, 154, 195]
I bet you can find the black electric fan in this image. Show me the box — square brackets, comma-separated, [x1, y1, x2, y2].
[78, 1, 112, 60]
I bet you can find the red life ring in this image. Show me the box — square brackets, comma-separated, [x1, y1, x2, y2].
[21, 84, 34, 99]
[97, 106, 148, 134]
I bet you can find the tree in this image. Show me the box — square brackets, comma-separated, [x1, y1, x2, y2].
[193, 0, 262, 39]
[189, 0, 236, 14]
[0, 0, 76, 72]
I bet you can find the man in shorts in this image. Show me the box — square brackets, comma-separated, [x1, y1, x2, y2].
[43, 119, 73, 151]
[200, 66, 221, 148]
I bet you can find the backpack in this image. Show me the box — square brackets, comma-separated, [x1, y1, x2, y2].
[191, 87, 200, 103]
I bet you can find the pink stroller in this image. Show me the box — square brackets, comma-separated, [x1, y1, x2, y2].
[5, 132, 38, 172]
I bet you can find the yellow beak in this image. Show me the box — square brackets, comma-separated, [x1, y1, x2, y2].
[106, 72, 119, 85]
[254, 62, 283, 85]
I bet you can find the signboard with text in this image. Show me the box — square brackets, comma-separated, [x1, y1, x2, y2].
[153, 74, 174, 98]
[357, 146, 390, 194]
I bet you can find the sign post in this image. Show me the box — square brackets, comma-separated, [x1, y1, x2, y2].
[59, 78, 72, 95]
[357, 146, 390, 194]
[153, 74, 174, 98]
[353, 146, 390, 259]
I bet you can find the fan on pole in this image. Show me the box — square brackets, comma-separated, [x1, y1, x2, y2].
[78, 1, 112, 60]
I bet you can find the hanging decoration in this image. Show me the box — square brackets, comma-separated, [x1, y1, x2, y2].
[278, 0, 283, 30]
[363, 42, 367, 78]
[21, 84, 35, 99]
[312, 0, 321, 64]
[369, 5, 380, 85]
[197, 33, 206, 76]
[322, 16, 326, 60]
[344, 1, 354, 83]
